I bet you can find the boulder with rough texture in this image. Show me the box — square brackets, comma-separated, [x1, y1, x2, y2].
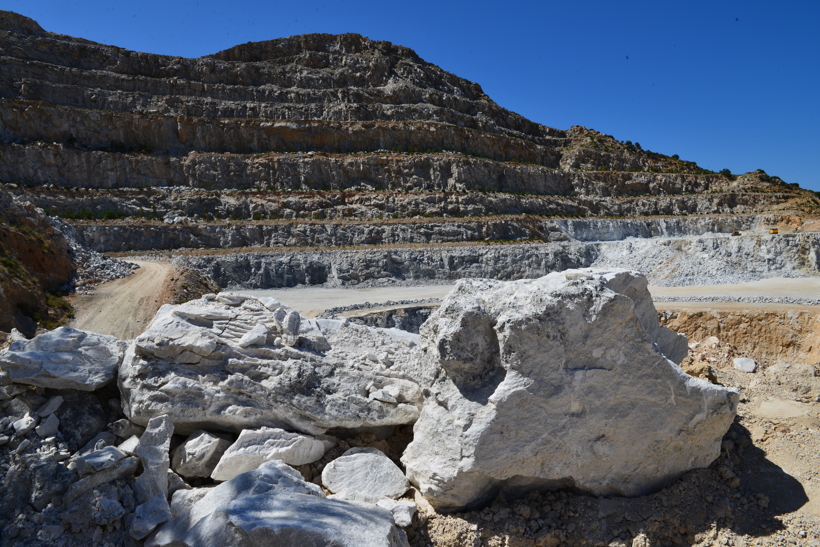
[147, 460, 408, 547]
[401, 269, 739, 511]
[134, 415, 174, 505]
[119, 294, 422, 435]
[172, 431, 232, 479]
[0, 327, 127, 391]
[322, 447, 409, 502]
[210, 427, 325, 481]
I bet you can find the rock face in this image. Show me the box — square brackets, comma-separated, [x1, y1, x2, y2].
[119, 294, 422, 435]
[147, 460, 409, 547]
[401, 269, 738, 511]
[179, 231, 820, 290]
[0, 327, 127, 390]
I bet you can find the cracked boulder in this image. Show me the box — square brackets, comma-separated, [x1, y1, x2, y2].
[119, 294, 422, 436]
[401, 269, 738, 511]
[0, 327, 126, 391]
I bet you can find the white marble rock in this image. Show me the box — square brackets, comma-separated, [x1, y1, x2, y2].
[35, 413, 59, 438]
[172, 430, 232, 479]
[131, 492, 173, 540]
[0, 327, 126, 391]
[75, 445, 127, 476]
[402, 269, 739, 511]
[376, 498, 418, 527]
[119, 295, 422, 436]
[322, 447, 409, 501]
[733, 357, 757, 373]
[134, 415, 174, 505]
[147, 460, 408, 547]
[210, 426, 325, 481]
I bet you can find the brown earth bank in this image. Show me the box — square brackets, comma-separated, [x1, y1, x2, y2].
[0, 186, 74, 336]
[658, 304, 820, 366]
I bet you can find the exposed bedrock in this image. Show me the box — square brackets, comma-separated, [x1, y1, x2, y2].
[63, 215, 780, 253]
[0, 142, 731, 198]
[179, 232, 820, 289]
[119, 293, 422, 436]
[401, 270, 738, 511]
[0, 100, 562, 167]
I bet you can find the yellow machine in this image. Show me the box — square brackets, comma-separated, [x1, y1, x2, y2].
[769, 228, 779, 234]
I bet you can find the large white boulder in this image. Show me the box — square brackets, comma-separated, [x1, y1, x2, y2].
[401, 269, 738, 511]
[146, 460, 408, 547]
[0, 327, 126, 391]
[211, 426, 325, 481]
[119, 295, 422, 435]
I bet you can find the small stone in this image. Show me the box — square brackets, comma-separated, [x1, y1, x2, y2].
[369, 389, 398, 404]
[64, 457, 139, 505]
[130, 493, 173, 540]
[167, 470, 190, 496]
[36, 413, 59, 438]
[117, 435, 140, 455]
[134, 415, 174, 505]
[283, 310, 301, 336]
[75, 446, 128, 476]
[237, 323, 268, 347]
[15, 438, 31, 453]
[322, 447, 409, 501]
[376, 498, 417, 527]
[13, 413, 38, 436]
[36, 395, 64, 417]
[109, 418, 145, 439]
[733, 357, 757, 373]
[41, 524, 64, 540]
[0, 435, 9, 446]
[172, 430, 231, 479]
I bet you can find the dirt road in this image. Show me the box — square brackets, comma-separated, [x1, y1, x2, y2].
[68, 260, 173, 339]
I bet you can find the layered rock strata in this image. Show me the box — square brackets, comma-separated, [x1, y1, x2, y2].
[401, 269, 738, 510]
[178, 232, 820, 289]
[58, 213, 779, 253]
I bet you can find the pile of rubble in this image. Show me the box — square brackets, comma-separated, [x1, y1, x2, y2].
[0, 270, 738, 546]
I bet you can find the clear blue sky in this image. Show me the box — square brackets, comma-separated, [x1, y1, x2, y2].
[8, 1, 820, 191]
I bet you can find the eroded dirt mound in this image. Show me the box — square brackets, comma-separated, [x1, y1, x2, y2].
[0, 186, 74, 335]
[659, 305, 820, 365]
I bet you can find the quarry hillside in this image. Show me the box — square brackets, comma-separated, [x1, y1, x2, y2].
[2, 11, 820, 547]
[2, 8, 820, 330]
